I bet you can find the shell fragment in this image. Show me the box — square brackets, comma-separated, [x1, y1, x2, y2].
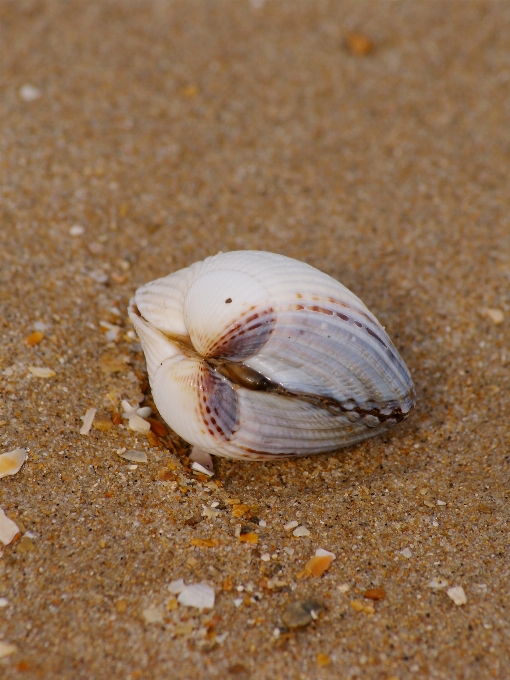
[0, 508, 20, 545]
[0, 448, 27, 478]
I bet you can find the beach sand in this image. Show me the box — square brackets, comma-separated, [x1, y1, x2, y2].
[0, 1, 509, 678]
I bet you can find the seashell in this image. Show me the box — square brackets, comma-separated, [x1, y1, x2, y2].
[128, 251, 415, 461]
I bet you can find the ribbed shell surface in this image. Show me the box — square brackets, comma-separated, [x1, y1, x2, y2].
[129, 251, 415, 460]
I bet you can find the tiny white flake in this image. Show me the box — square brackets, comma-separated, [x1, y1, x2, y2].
[69, 224, 85, 236]
[28, 366, 56, 378]
[284, 520, 299, 531]
[258, 519, 267, 527]
[293, 525, 311, 537]
[283, 546, 294, 556]
[400, 547, 412, 558]
[233, 598, 243, 608]
[192, 461, 214, 477]
[315, 548, 336, 560]
[447, 586, 467, 606]
[0, 598, 8, 607]
[177, 583, 215, 610]
[167, 579, 185, 594]
[272, 627, 280, 638]
[79, 408, 96, 435]
[432, 520, 439, 527]
[337, 584, 350, 593]
[19, 84, 41, 101]
[142, 606, 164, 624]
[437, 500, 447, 506]
[216, 632, 229, 644]
[429, 578, 449, 589]
[260, 553, 271, 562]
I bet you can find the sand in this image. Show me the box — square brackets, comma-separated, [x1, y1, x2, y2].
[0, 1, 509, 678]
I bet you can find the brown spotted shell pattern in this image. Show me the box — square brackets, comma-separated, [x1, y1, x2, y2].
[128, 251, 415, 460]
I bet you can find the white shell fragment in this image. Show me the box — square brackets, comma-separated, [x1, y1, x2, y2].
[0, 448, 27, 478]
[28, 366, 56, 378]
[129, 251, 416, 460]
[167, 579, 185, 594]
[293, 525, 311, 537]
[0, 509, 20, 545]
[121, 400, 151, 433]
[447, 586, 467, 606]
[117, 449, 148, 463]
[315, 548, 336, 560]
[177, 583, 215, 609]
[80, 408, 96, 435]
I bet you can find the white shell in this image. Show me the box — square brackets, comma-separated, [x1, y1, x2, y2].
[129, 251, 415, 460]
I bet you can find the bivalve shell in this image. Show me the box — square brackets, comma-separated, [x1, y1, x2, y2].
[129, 251, 415, 460]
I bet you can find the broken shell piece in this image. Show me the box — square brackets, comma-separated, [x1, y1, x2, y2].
[296, 548, 336, 579]
[80, 408, 97, 435]
[28, 366, 56, 378]
[284, 520, 299, 531]
[0, 508, 20, 545]
[121, 400, 151, 433]
[192, 462, 214, 477]
[136, 406, 152, 418]
[117, 449, 148, 463]
[189, 447, 214, 473]
[177, 583, 215, 609]
[0, 448, 27, 478]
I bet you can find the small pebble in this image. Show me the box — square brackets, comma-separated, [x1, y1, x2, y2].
[19, 83, 41, 101]
[69, 225, 85, 236]
[293, 525, 311, 537]
[400, 547, 412, 558]
[447, 586, 467, 606]
[364, 588, 385, 601]
[481, 307, 504, 324]
[167, 579, 185, 594]
[16, 536, 35, 553]
[25, 331, 45, 346]
[316, 653, 331, 667]
[281, 598, 324, 629]
[0, 598, 9, 608]
[142, 606, 164, 624]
